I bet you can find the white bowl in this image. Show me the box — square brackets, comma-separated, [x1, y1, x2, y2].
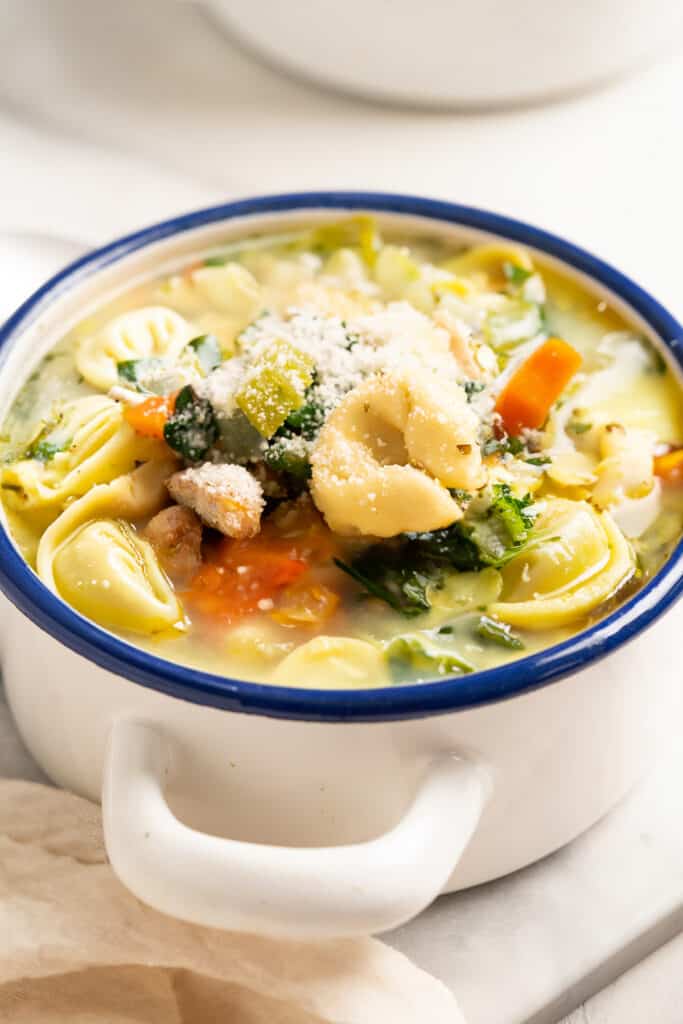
[210, 0, 683, 107]
[1, 193, 682, 939]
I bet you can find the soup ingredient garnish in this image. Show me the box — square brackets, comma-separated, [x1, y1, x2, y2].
[476, 614, 524, 650]
[235, 339, 315, 438]
[270, 580, 340, 626]
[124, 393, 175, 439]
[187, 334, 222, 374]
[184, 534, 308, 623]
[385, 635, 473, 679]
[335, 487, 537, 617]
[495, 336, 582, 434]
[143, 505, 203, 584]
[27, 438, 69, 462]
[168, 462, 264, 539]
[117, 357, 166, 390]
[163, 385, 219, 461]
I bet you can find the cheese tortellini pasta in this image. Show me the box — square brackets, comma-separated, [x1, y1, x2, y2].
[1, 218, 681, 686]
[76, 307, 198, 390]
[1, 396, 164, 511]
[37, 460, 182, 635]
[492, 500, 635, 629]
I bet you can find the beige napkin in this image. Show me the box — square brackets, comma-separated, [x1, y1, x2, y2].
[0, 781, 464, 1023]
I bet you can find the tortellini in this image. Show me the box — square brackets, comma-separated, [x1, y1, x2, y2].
[442, 243, 534, 290]
[591, 424, 655, 511]
[76, 307, 198, 390]
[310, 368, 485, 537]
[491, 499, 634, 629]
[51, 519, 181, 634]
[37, 459, 182, 635]
[270, 636, 389, 689]
[1, 396, 165, 511]
[156, 263, 262, 350]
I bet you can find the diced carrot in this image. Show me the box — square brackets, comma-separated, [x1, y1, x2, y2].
[654, 447, 683, 484]
[124, 394, 175, 439]
[495, 337, 582, 436]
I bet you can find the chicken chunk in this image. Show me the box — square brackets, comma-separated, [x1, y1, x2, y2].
[142, 505, 203, 583]
[167, 462, 264, 539]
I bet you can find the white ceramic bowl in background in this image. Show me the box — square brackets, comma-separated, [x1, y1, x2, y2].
[0, 193, 682, 940]
[209, 0, 683, 107]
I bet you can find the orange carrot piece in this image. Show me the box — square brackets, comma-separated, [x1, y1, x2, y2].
[124, 394, 175, 439]
[495, 337, 582, 436]
[654, 447, 683, 484]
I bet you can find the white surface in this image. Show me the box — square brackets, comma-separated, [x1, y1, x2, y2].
[0, 1, 681, 1021]
[562, 932, 683, 1024]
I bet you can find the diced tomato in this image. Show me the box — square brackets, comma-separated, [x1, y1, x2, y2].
[184, 534, 308, 624]
[271, 581, 340, 627]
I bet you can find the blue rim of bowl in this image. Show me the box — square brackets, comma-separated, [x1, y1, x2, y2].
[0, 192, 681, 723]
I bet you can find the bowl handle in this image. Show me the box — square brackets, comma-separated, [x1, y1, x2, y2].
[102, 718, 488, 939]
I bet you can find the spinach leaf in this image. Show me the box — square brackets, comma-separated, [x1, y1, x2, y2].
[264, 440, 311, 484]
[334, 551, 433, 617]
[281, 398, 325, 439]
[262, 395, 325, 492]
[334, 486, 536, 616]
[465, 483, 535, 566]
[403, 526, 482, 572]
[385, 635, 473, 679]
[117, 357, 165, 390]
[163, 385, 218, 462]
[476, 614, 524, 650]
[188, 334, 222, 374]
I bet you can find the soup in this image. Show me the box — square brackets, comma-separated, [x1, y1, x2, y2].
[2, 218, 682, 687]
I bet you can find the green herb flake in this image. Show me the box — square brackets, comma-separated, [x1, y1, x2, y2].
[449, 488, 472, 505]
[503, 262, 533, 286]
[463, 380, 485, 402]
[526, 455, 552, 466]
[27, 439, 69, 462]
[482, 435, 524, 457]
[476, 614, 524, 650]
